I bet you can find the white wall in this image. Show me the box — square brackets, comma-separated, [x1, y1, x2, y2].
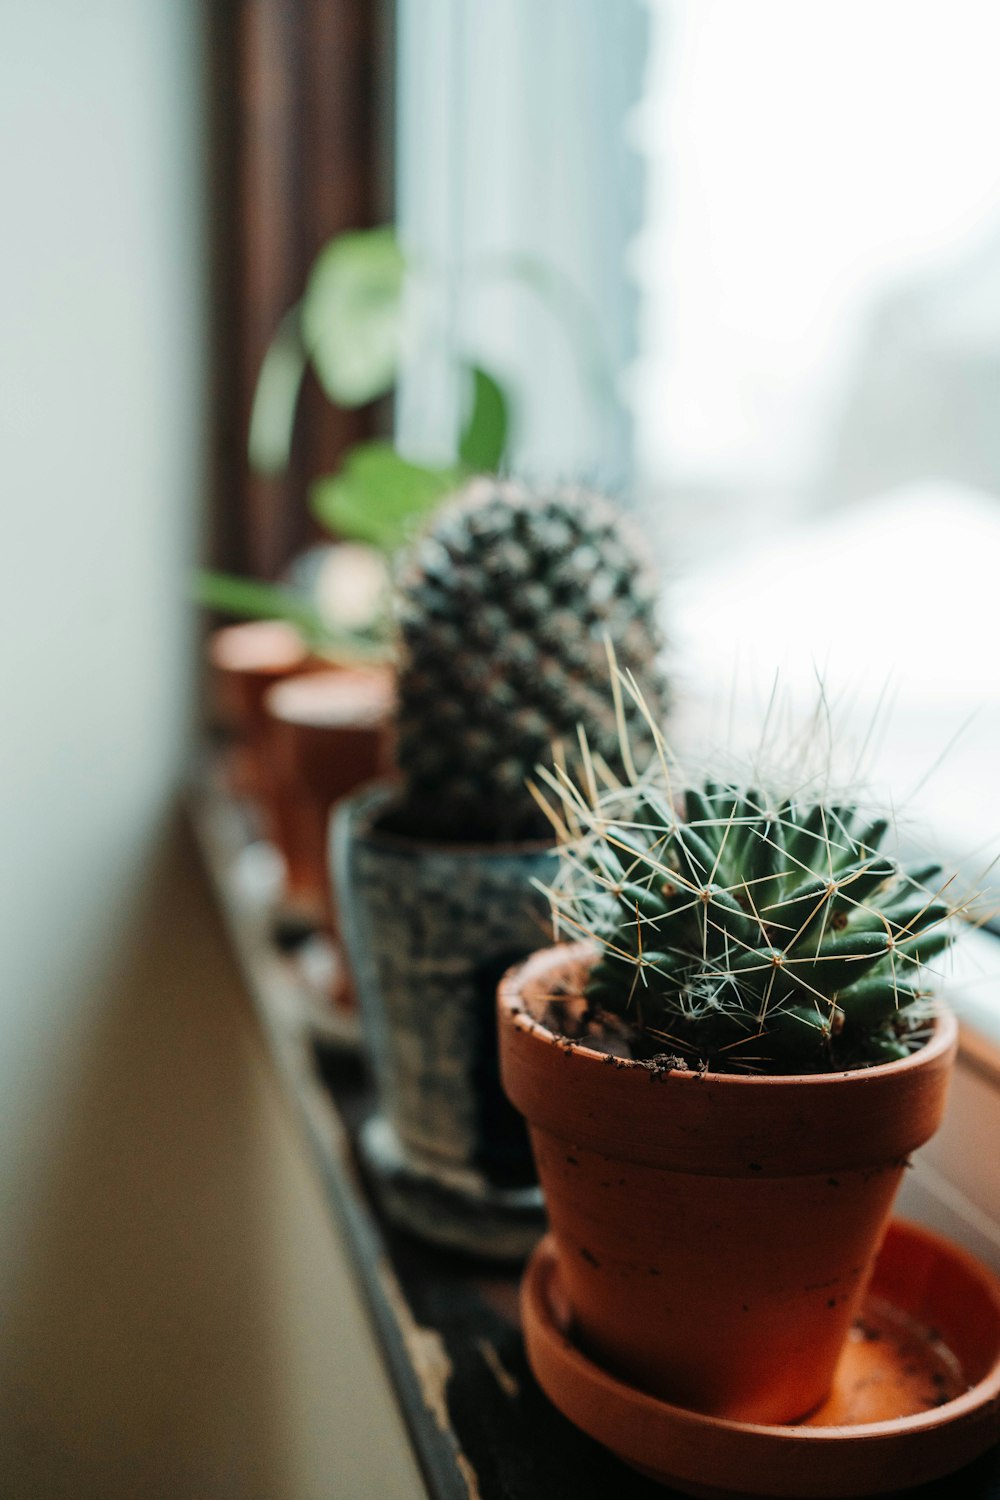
[0, 12, 425, 1497]
[0, 0, 203, 1276]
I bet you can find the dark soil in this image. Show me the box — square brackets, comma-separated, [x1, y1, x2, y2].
[515, 953, 686, 1069]
[513, 952, 933, 1078]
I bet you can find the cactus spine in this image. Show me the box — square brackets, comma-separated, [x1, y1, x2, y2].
[543, 769, 959, 1073]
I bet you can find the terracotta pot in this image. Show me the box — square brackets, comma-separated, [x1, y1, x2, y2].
[332, 781, 553, 1257]
[498, 942, 959, 1425]
[263, 667, 395, 929]
[206, 620, 318, 808]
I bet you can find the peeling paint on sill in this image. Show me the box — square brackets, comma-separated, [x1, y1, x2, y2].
[477, 1337, 520, 1400]
[376, 1256, 483, 1498]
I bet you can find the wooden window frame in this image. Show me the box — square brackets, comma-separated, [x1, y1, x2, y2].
[205, 0, 395, 581]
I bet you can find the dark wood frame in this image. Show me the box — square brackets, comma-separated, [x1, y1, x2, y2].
[205, 0, 394, 581]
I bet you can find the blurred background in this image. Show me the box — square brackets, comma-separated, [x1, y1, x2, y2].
[2, 2, 1000, 1495]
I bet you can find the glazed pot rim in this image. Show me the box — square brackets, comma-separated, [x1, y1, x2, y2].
[339, 778, 555, 859]
[500, 940, 958, 1087]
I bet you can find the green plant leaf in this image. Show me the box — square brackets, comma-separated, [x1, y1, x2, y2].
[194, 570, 390, 663]
[310, 443, 461, 553]
[467, 251, 619, 419]
[458, 365, 509, 471]
[194, 571, 328, 640]
[301, 227, 405, 408]
[248, 308, 308, 475]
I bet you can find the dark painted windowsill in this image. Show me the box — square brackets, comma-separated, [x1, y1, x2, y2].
[190, 766, 1000, 1500]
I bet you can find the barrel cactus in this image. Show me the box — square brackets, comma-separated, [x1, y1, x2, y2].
[392, 478, 668, 842]
[544, 771, 959, 1072]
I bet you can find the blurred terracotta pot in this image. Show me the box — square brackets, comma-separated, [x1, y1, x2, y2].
[206, 620, 318, 806]
[498, 942, 958, 1426]
[263, 667, 395, 933]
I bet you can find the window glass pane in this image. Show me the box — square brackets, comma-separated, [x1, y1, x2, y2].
[632, 0, 1000, 538]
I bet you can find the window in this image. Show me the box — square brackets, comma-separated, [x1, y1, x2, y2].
[207, 0, 392, 579]
[631, 0, 1000, 546]
[393, 0, 1000, 1012]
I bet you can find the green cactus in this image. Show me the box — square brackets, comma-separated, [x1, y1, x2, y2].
[543, 771, 958, 1073]
[392, 477, 668, 842]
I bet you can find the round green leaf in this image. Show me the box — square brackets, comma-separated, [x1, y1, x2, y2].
[458, 365, 510, 472]
[310, 442, 461, 553]
[248, 309, 307, 475]
[301, 227, 405, 408]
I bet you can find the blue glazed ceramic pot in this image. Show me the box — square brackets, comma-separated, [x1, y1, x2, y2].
[332, 780, 553, 1257]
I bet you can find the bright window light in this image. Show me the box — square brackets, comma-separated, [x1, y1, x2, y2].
[631, 0, 1000, 503]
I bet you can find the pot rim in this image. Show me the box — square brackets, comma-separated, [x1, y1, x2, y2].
[264, 664, 394, 728]
[338, 778, 555, 859]
[500, 940, 958, 1086]
[498, 942, 959, 1175]
[207, 618, 309, 673]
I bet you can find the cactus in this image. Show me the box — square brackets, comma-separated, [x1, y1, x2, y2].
[392, 478, 668, 842]
[542, 766, 960, 1073]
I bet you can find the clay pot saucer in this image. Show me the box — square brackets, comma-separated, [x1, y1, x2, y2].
[522, 1220, 1000, 1498]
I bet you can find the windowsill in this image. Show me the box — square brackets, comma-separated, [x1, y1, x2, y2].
[192, 763, 1000, 1500]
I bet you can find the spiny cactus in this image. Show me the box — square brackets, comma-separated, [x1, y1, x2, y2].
[392, 478, 668, 842]
[542, 769, 961, 1073]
